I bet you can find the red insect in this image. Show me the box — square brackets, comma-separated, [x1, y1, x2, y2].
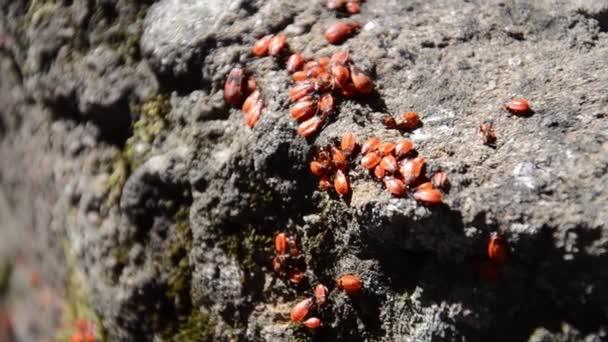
[385, 178, 406, 196]
[325, 20, 361, 44]
[331, 147, 348, 170]
[289, 81, 315, 101]
[416, 181, 434, 191]
[330, 64, 351, 89]
[315, 72, 335, 93]
[241, 90, 259, 116]
[286, 54, 305, 73]
[478, 122, 497, 146]
[413, 184, 442, 205]
[275, 233, 288, 254]
[318, 56, 330, 68]
[69, 319, 96, 342]
[306, 65, 324, 79]
[310, 161, 327, 176]
[326, 0, 363, 14]
[504, 98, 531, 115]
[290, 298, 314, 322]
[242, 90, 264, 128]
[334, 169, 349, 196]
[374, 164, 385, 180]
[488, 233, 508, 264]
[318, 93, 335, 117]
[302, 317, 321, 329]
[394, 140, 414, 158]
[244, 103, 263, 128]
[341, 132, 356, 157]
[337, 274, 362, 294]
[272, 255, 285, 274]
[314, 284, 329, 306]
[252, 35, 272, 57]
[224, 66, 247, 107]
[361, 137, 381, 155]
[349, 66, 373, 94]
[319, 175, 332, 190]
[345, 0, 360, 14]
[340, 83, 358, 97]
[298, 116, 324, 137]
[383, 116, 397, 129]
[292, 71, 307, 82]
[291, 97, 318, 121]
[399, 157, 425, 185]
[326, 0, 346, 10]
[330, 51, 350, 66]
[269, 34, 288, 57]
[289, 270, 306, 284]
[304, 60, 320, 71]
[361, 151, 381, 169]
[400, 112, 421, 129]
[431, 171, 449, 190]
[377, 142, 396, 156]
[247, 77, 257, 94]
[380, 155, 398, 173]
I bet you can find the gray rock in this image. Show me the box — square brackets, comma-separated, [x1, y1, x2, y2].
[1, 0, 608, 341]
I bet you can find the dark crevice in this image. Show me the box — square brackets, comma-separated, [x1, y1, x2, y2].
[47, 97, 133, 147]
[370, 203, 608, 341]
[579, 8, 608, 33]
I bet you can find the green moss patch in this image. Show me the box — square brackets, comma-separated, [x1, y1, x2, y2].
[154, 206, 216, 341]
[103, 94, 170, 206]
[55, 245, 106, 342]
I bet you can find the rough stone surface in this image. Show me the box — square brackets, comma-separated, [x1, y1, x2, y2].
[1, 0, 607, 341]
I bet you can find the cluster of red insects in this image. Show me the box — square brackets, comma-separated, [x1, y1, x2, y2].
[224, 67, 263, 128]
[326, 0, 364, 14]
[480, 233, 509, 281]
[360, 136, 447, 203]
[289, 274, 362, 330]
[273, 233, 363, 330]
[325, 0, 364, 44]
[382, 111, 421, 131]
[308, 130, 449, 204]
[310, 132, 356, 196]
[223, 0, 368, 129]
[273, 233, 306, 285]
[223, 33, 292, 128]
[288, 50, 373, 137]
[223, 0, 526, 331]
[477, 98, 532, 147]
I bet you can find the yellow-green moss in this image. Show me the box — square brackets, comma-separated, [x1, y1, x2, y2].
[103, 94, 170, 205]
[130, 94, 170, 144]
[55, 243, 106, 342]
[105, 153, 130, 205]
[218, 225, 273, 275]
[248, 190, 276, 211]
[170, 309, 214, 342]
[0, 261, 12, 296]
[26, 0, 57, 26]
[163, 207, 192, 304]
[153, 206, 216, 341]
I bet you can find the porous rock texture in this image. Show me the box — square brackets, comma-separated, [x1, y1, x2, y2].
[1, 0, 607, 341]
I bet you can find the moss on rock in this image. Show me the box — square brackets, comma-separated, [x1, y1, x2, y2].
[153, 206, 216, 341]
[55, 244, 106, 342]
